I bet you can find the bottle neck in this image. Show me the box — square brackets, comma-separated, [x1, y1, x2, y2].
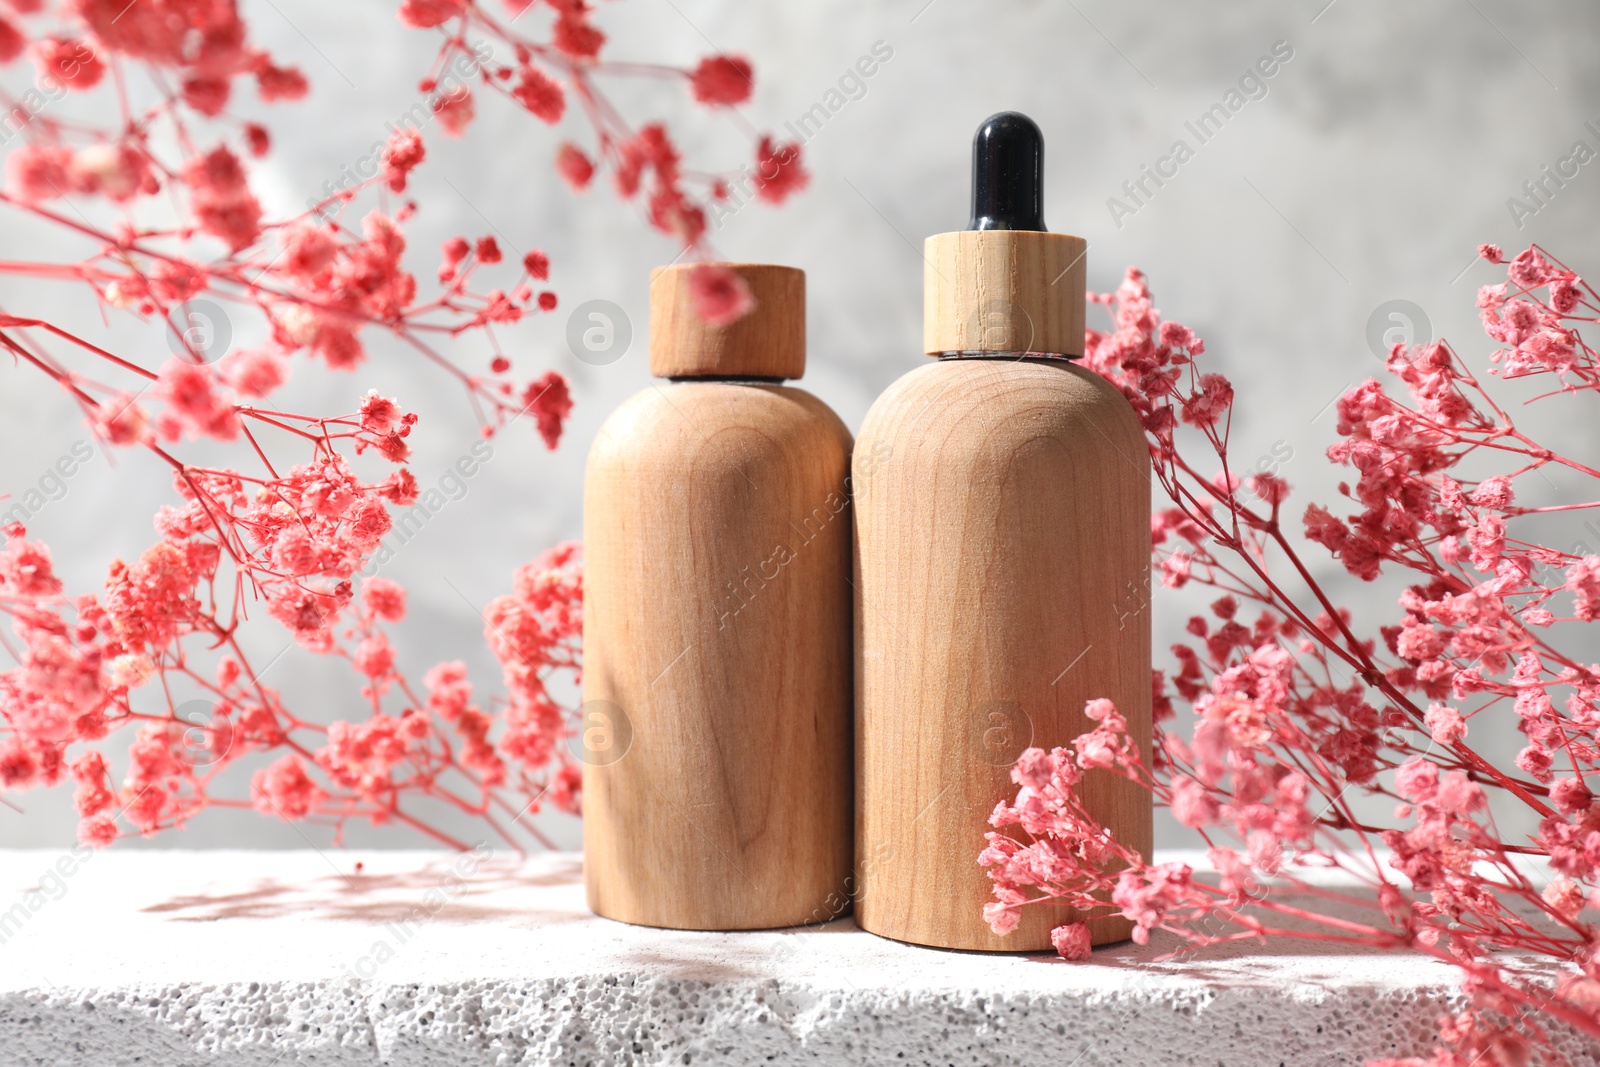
[662, 375, 790, 384]
[934, 352, 1079, 362]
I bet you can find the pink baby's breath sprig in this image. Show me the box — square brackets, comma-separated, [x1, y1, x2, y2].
[0, 1, 794, 853]
[983, 247, 1600, 1066]
[405, 0, 807, 255]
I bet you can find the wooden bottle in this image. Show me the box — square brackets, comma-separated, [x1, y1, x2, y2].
[853, 113, 1152, 951]
[583, 263, 854, 930]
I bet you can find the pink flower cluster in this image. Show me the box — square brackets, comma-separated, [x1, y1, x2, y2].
[984, 248, 1600, 1065]
[0, 398, 584, 849]
[387, 0, 806, 255]
[1, 0, 799, 854]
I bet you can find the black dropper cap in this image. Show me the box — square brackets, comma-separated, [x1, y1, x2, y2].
[967, 111, 1046, 232]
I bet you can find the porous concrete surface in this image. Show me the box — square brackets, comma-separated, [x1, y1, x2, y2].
[0, 849, 1564, 1065]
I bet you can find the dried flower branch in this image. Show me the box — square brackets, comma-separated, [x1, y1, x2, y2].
[983, 245, 1600, 1067]
[0, 0, 797, 851]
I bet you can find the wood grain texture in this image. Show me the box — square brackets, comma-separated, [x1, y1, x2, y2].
[584, 381, 854, 930]
[853, 357, 1151, 951]
[922, 231, 1087, 357]
[648, 264, 806, 380]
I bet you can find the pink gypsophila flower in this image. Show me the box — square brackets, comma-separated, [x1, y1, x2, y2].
[183, 146, 262, 252]
[282, 223, 338, 279]
[522, 371, 573, 450]
[35, 37, 104, 90]
[1567, 556, 1600, 621]
[1050, 922, 1092, 961]
[1550, 777, 1593, 817]
[1113, 863, 1194, 945]
[432, 86, 474, 135]
[257, 64, 308, 102]
[155, 358, 239, 440]
[361, 577, 407, 622]
[70, 143, 150, 201]
[1470, 476, 1514, 509]
[6, 144, 72, 202]
[1180, 373, 1233, 427]
[552, 10, 603, 58]
[1395, 756, 1439, 803]
[397, 0, 465, 28]
[1425, 703, 1468, 746]
[688, 263, 755, 327]
[751, 137, 808, 204]
[359, 390, 402, 434]
[221, 350, 288, 398]
[556, 143, 594, 190]
[0, 17, 22, 63]
[78, 815, 118, 848]
[690, 55, 753, 106]
[351, 634, 395, 678]
[251, 754, 326, 819]
[94, 394, 149, 445]
[512, 67, 565, 123]
[1544, 877, 1585, 919]
[1171, 775, 1219, 828]
[381, 127, 425, 192]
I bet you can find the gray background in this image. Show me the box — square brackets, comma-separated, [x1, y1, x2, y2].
[1, 0, 1596, 850]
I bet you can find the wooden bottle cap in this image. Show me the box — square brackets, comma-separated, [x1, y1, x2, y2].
[649, 263, 806, 379]
[922, 229, 1087, 357]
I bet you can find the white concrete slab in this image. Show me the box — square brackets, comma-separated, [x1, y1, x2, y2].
[0, 848, 1564, 1065]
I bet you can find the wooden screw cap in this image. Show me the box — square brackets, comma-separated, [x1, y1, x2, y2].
[922, 111, 1086, 357]
[648, 263, 806, 379]
[923, 230, 1087, 357]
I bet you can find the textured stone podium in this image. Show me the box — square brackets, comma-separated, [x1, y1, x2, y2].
[0, 848, 1509, 1065]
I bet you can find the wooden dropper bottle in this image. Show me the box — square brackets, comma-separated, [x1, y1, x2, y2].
[853, 113, 1152, 951]
[583, 263, 854, 930]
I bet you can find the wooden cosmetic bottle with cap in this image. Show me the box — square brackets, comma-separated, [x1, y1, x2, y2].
[853, 113, 1152, 951]
[583, 263, 854, 930]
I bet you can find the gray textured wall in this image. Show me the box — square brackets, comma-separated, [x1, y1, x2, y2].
[2, 0, 1596, 850]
